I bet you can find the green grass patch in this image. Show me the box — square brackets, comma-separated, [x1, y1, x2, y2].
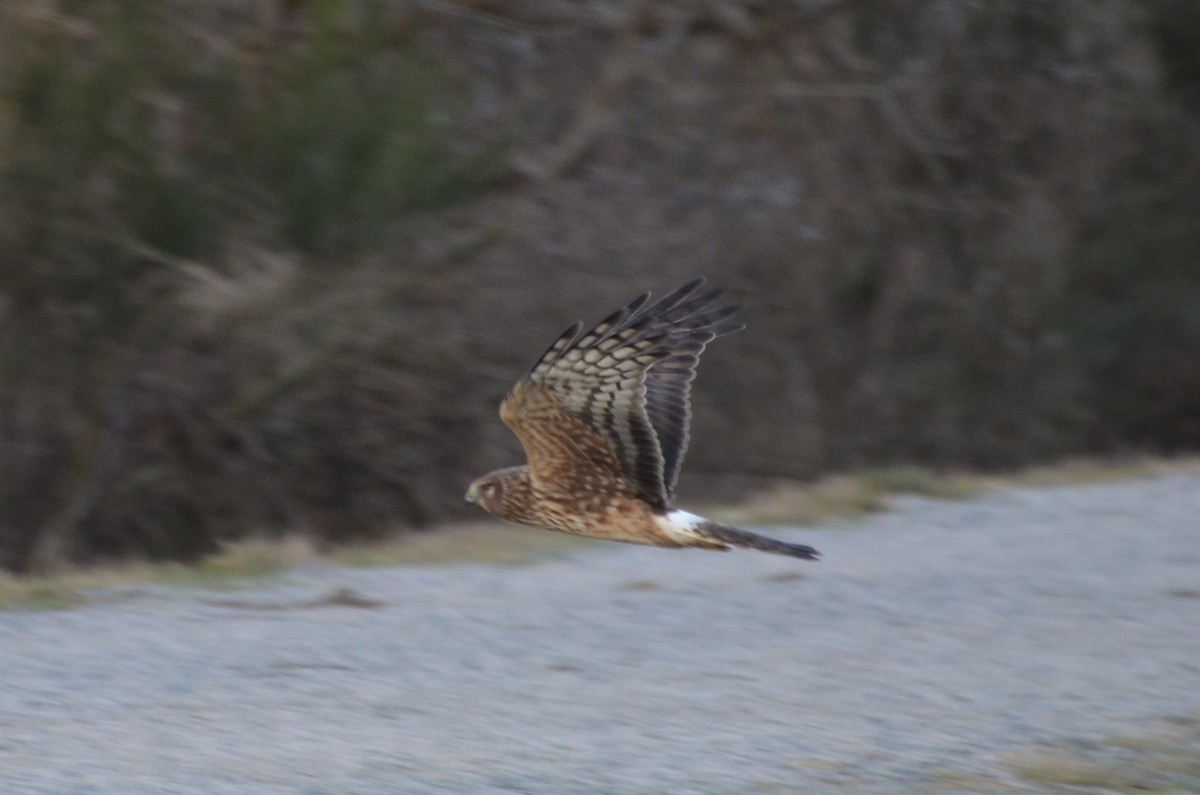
[1004, 716, 1200, 794]
[921, 768, 1019, 792]
[0, 574, 89, 610]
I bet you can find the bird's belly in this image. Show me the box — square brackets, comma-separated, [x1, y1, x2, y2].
[531, 496, 679, 547]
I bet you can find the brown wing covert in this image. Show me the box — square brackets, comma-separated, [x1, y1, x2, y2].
[517, 278, 742, 509]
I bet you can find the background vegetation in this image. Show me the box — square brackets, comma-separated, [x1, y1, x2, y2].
[1, 0, 1197, 572]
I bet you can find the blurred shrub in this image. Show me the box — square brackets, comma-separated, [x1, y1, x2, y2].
[248, 1, 489, 253]
[2, 0, 488, 263]
[0, 0, 498, 570]
[1067, 148, 1200, 449]
[0, 0, 1197, 571]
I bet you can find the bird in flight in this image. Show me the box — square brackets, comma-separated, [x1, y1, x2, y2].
[465, 278, 819, 560]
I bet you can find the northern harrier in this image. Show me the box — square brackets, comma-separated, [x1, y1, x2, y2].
[465, 279, 819, 560]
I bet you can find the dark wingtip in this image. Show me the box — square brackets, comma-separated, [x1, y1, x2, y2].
[623, 292, 652, 315]
[713, 320, 746, 336]
[785, 544, 821, 561]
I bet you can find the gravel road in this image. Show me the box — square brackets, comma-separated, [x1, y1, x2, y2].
[3, 473, 1200, 794]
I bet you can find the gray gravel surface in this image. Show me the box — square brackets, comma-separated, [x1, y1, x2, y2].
[4, 474, 1200, 794]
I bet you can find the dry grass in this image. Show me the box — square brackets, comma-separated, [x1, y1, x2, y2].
[1010, 455, 1200, 487]
[0, 537, 317, 610]
[0, 575, 89, 610]
[717, 456, 1200, 527]
[711, 474, 894, 527]
[0, 523, 597, 610]
[326, 522, 602, 568]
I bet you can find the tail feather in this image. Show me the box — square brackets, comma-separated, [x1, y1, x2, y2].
[696, 521, 820, 560]
[655, 509, 820, 560]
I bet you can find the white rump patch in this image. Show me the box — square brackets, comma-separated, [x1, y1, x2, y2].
[654, 509, 706, 545]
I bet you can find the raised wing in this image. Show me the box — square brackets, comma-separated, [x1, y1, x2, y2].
[502, 278, 742, 509]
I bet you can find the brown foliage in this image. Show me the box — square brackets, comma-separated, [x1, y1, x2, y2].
[1, 0, 1198, 570]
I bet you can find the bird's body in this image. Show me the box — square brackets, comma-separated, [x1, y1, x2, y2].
[466, 279, 818, 561]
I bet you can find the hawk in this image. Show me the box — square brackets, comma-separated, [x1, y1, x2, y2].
[465, 278, 819, 560]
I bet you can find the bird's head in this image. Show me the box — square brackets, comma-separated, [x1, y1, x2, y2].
[464, 465, 532, 520]
[464, 474, 504, 513]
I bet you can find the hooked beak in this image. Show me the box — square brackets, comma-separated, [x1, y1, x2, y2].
[464, 483, 479, 504]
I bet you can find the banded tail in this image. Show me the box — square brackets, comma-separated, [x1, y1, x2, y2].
[656, 510, 820, 560]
